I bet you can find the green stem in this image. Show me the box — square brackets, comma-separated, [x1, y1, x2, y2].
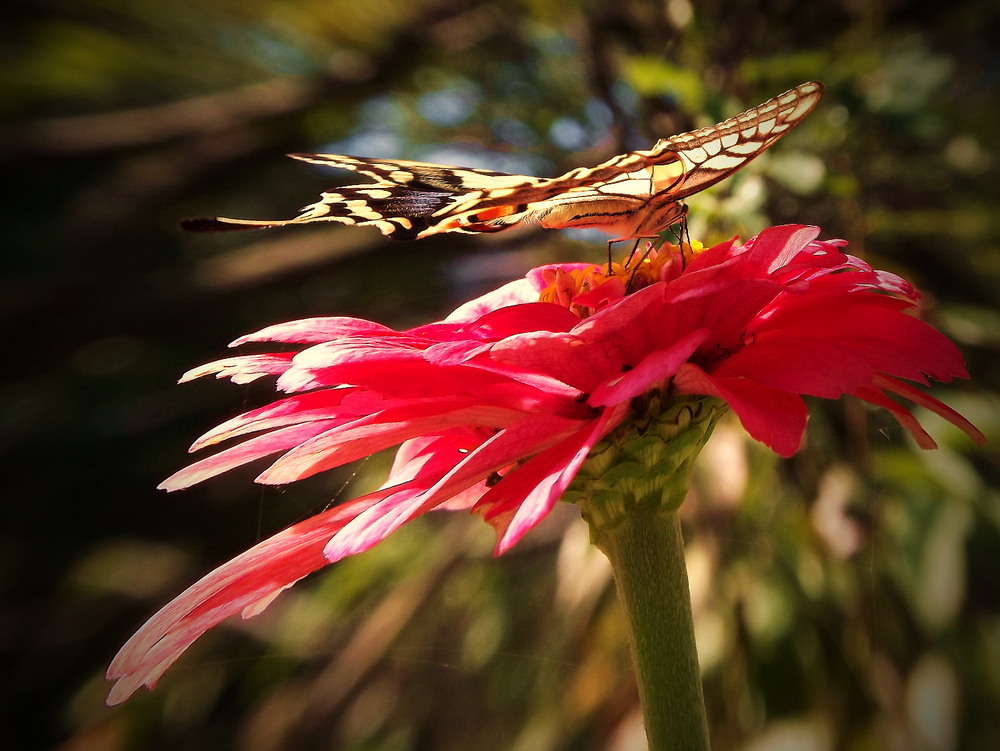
[596, 506, 709, 751]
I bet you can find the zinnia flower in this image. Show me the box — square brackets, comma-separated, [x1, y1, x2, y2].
[106, 224, 983, 705]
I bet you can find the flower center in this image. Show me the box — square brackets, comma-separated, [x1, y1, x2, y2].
[537, 240, 704, 318]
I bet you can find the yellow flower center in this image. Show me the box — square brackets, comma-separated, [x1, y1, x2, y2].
[538, 240, 704, 318]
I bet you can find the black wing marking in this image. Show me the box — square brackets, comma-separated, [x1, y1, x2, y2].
[179, 156, 539, 238]
[288, 154, 532, 191]
[180, 186, 462, 240]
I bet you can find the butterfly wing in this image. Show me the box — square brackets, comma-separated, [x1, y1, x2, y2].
[492, 80, 825, 239]
[288, 154, 533, 191]
[179, 155, 539, 240]
[181, 81, 823, 241]
[643, 80, 825, 201]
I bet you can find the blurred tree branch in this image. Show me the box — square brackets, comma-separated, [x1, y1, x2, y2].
[0, 76, 334, 157]
[0, 0, 481, 160]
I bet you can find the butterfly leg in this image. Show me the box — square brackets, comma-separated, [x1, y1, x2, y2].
[610, 238, 645, 277]
[625, 238, 656, 293]
[665, 204, 692, 268]
[678, 204, 692, 264]
[623, 237, 643, 269]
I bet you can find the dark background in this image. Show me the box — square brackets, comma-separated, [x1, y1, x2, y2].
[2, 1, 998, 749]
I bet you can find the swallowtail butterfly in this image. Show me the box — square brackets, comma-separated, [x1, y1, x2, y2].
[182, 81, 823, 242]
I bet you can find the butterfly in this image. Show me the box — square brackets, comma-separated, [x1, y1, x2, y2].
[182, 81, 823, 243]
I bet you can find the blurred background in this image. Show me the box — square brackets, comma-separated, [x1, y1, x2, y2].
[2, 1, 998, 749]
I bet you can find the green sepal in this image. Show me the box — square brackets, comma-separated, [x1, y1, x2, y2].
[568, 393, 726, 545]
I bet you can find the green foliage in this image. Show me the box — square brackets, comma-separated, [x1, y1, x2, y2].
[2, 1, 997, 749]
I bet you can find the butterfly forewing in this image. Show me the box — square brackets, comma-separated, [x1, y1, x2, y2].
[646, 80, 824, 201]
[182, 81, 823, 241]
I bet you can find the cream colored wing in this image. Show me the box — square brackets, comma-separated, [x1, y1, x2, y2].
[181, 81, 823, 241]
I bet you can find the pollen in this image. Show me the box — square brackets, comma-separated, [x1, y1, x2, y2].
[538, 240, 705, 318]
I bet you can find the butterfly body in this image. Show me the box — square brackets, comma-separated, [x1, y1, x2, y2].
[183, 81, 823, 242]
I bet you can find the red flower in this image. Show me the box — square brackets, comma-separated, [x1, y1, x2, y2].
[106, 225, 983, 704]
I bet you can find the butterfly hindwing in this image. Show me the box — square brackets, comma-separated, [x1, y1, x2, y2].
[288, 154, 533, 191]
[182, 81, 823, 241]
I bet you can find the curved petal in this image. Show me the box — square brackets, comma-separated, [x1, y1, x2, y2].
[159, 420, 342, 491]
[852, 384, 937, 449]
[231, 317, 398, 346]
[476, 403, 631, 553]
[105, 495, 382, 706]
[740, 223, 821, 275]
[179, 353, 295, 384]
[673, 363, 807, 457]
[322, 412, 587, 562]
[256, 401, 529, 484]
[488, 330, 623, 392]
[445, 277, 539, 321]
[190, 388, 365, 450]
[869, 374, 986, 445]
[588, 329, 711, 407]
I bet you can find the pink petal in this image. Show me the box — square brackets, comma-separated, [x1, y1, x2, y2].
[871, 374, 986, 445]
[488, 330, 623, 393]
[279, 348, 518, 397]
[588, 329, 711, 407]
[190, 388, 366, 450]
[179, 353, 295, 384]
[852, 385, 937, 449]
[386, 431, 497, 511]
[460, 301, 579, 337]
[746, 296, 968, 387]
[572, 276, 628, 312]
[682, 235, 740, 273]
[476, 404, 631, 553]
[256, 401, 529, 484]
[755, 224, 822, 274]
[322, 412, 586, 562]
[159, 420, 342, 491]
[444, 278, 539, 321]
[231, 317, 398, 346]
[105, 495, 382, 705]
[673, 363, 807, 457]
